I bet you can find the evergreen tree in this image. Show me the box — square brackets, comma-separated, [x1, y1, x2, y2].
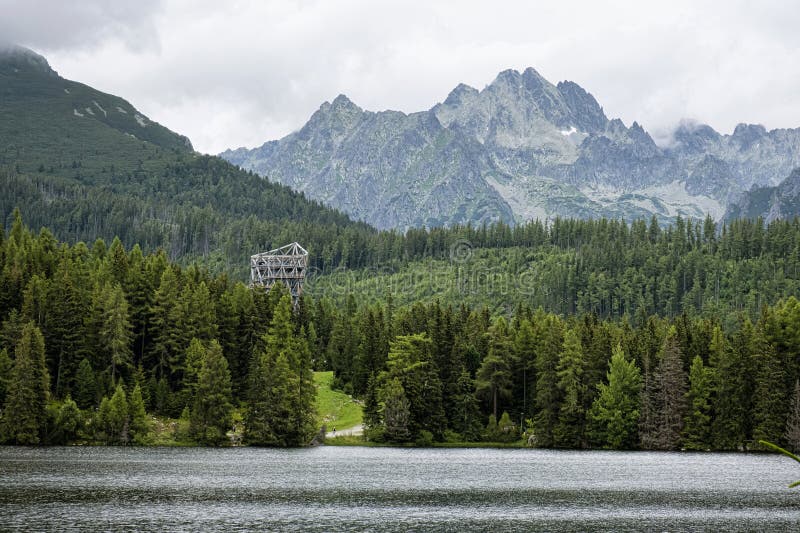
[190, 340, 233, 445]
[73, 358, 97, 409]
[752, 327, 788, 446]
[785, 379, 800, 453]
[100, 283, 133, 384]
[712, 319, 755, 450]
[533, 314, 564, 447]
[554, 328, 585, 448]
[381, 377, 411, 442]
[1, 322, 50, 444]
[384, 333, 445, 439]
[128, 383, 149, 445]
[682, 355, 713, 450]
[246, 294, 316, 446]
[587, 344, 641, 449]
[650, 327, 688, 450]
[98, 384, 129, 445]
[452, 367, 483, 441]
[0, 348, 11, 406]
[475, 317, 514, 420]
[55, 395, 81, 444]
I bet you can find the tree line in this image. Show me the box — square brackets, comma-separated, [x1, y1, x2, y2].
[1, 211, 799, 450]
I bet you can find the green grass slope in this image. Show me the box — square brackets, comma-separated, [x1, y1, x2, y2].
[314, 371, 362, 431]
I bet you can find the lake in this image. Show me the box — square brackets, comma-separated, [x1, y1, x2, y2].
[1, 445, 799, 531]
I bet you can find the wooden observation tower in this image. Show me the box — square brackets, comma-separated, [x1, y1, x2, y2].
[250, 242, 308, 306]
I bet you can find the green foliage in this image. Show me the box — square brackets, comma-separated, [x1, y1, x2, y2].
[381, 377, 411, 443]
[555, 328, 585, 448]
[246, 294, 316, 446]
[1, 322, 49, 444]
[129, 384, 149, 445]
[54, 395, 82, 444]
[98, 384, 130, 445]
[190, 340, 233, 445]
[682, 356, 713, 450]
[587, 344, 641, 449]
[759, 440, 800, 488]
[73, 358, 97, 409]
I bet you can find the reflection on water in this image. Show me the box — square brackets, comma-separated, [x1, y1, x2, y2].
[2, 446, 799, 531]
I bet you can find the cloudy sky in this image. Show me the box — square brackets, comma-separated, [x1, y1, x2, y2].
[2, 0, 800, 154]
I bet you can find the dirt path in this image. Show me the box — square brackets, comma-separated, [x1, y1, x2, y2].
[326, 424, 363, 439]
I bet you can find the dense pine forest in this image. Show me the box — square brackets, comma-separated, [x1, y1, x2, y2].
[1, 210, 800, 451]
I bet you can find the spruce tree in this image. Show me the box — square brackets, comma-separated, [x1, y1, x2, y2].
[0, 348, 11, 406]
[587, 344, 641, 449]
[73, 358, 97, 409]
[190, 340, 233, 445]
[554, 328, 585, 448]
[382, 377, 411, 442]
[533, 314, 564, 447]
[99, 284, 133, 384]
[128, 383, 149, 445]
[785, 379, 800, 453]
[1, 322, 50, 444]
[752, 328, 788, 446]
[475, 318, 514, 420]
[651, 327, 688, 450]
[682, 355, 712, 450]
[452, 367, 483, 441]
[246, 294, 316, 446]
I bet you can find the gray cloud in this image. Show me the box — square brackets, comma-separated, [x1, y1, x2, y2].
[4, 1, 800, 154]
[0, 0, 164, 51]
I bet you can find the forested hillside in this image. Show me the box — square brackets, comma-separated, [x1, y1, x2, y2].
[312, 215, 800, 322]
[0, 45, 374, 276]
[1, 214, 799, 452]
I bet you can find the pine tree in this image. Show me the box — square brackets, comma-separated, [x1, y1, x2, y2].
[99, 384, 129, 445]
[650, 327, 688, 450]
[554, 328, 585, 448]
[533, 314, 564, 447]
[682, 355, 712, 450]
[475, 318, 514, 420]
[587, 344, 641, 449]
[382, 377, 411, 443]
[712, 319, 755, 450]
[385, 333, 445, 439]
[785, 379, 800, 453]
[128, 383, 149, 445]
[148, 267, 184, 382]
[752, 327, 788, 446]
[190, 340, 233, 445]
[73, 358, 97, 409]
[0, 348, 12, 406]
[99, 284, 133, 384]
[55, 395, 81, 444]
[1, 322, 50, 444]
[246, 294, 316, 446]
[452, 367, 482, 441]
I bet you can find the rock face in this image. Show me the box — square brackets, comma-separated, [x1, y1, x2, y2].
[725, 168, 800, 222]
[220, 68, 800, 229]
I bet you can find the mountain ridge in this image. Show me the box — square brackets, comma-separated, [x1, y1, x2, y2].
[221, 68, 800, 229]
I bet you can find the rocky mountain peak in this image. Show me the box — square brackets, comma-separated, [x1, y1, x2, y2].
[443, 83, 479, 105]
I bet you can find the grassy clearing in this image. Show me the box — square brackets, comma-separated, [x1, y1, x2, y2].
[314, 371, 363, 431]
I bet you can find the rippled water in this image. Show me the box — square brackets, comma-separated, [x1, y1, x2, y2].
[1, 446, 799, 531]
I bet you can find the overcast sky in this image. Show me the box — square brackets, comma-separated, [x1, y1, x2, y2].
[2, 0, 800, 154]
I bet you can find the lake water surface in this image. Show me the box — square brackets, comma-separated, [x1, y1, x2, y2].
[1, 445, 799, 531]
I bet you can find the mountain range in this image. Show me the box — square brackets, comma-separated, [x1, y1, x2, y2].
[221, 68, 800, 229]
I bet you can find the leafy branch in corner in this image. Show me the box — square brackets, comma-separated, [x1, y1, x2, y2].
[759, 440, 800, 488]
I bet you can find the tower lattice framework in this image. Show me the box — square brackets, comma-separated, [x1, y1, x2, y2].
[250, 242, 308, 305]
